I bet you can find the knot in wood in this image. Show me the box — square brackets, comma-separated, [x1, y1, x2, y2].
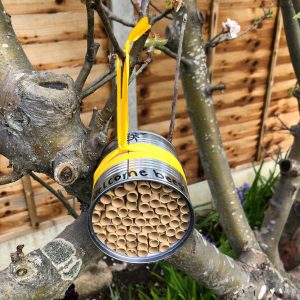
[54, 162, 78, 186]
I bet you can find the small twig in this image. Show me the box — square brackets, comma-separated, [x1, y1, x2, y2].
[30, 172, 79, 219]
[168, 13, 187, 142]
[102, 4, 135, 27]
[75, 0, 99, 92]
[205, 1, 273, 48]
[82, 69, 116, 99]
[274, 113, 291, 131]
[205, 84, 226, 96]
[130, 0, 140, 14]
[150, 2, 173, 20]
[150, 8, 173, 25]
[153, 44, 191, 66]
[0, 170, 22, 185]
[129, 54, 152, 84]
[94, 0, 125, 60]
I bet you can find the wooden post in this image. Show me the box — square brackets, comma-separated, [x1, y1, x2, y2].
[22, 175, 39, 228]
[207, 0, 219, 81]
[109, 0, 138, 130]
[256, 9, 283, 161]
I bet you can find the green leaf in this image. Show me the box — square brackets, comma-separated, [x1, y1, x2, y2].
[294, 12, 300, 19]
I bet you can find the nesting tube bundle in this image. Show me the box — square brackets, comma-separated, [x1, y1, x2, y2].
[88, 18, 194, 263]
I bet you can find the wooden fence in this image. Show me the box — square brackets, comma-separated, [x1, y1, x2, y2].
[0, 0, 298, 242]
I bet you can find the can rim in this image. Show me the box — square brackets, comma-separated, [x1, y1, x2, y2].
[88, 178, 195, 264]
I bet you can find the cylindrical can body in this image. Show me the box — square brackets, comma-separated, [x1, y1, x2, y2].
[88, 131, 194, 263]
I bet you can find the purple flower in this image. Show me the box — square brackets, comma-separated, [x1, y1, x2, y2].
[236, 182, 250, 204]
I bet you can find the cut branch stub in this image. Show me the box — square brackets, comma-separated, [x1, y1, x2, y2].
[280, 159, 300, 177]
[54, 162, 79, 186]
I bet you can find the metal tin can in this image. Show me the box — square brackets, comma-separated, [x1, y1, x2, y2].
[88, 131, 194, 263]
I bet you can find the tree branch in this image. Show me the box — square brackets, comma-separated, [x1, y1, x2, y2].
[168, 13, 187, 141]
[150, 8, 173, 25]
[30, 172, 79, 219]
[168, 230, 251, 296]
[0, 170, 22, 185]
[94, 0, 125, 60]
[149, 2, 173, 20]
[173, 1, 259, 255]
[0, 213, 102, 299]
[280, 0, 300, 82]
[75, 0, 100, 92]
[260, 126, 300, 268]
[102, 4, 135, 27]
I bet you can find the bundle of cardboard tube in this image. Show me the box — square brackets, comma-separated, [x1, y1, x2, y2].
[91, 181, 191, 258]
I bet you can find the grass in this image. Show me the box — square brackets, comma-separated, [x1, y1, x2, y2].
[109, 159, 280, 300]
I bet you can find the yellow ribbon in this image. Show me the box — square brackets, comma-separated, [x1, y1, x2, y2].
[94, 17, 187, 185]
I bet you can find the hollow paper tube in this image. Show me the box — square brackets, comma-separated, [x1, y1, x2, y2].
[97, 232, 106, 243]
[127, 240, 138, 249]
[180, 222, 189, 230]
[107, 242, 116, 250]
[158, 234, 167, 243]
[171, 190, 180, 199]
[137, 242, 148, 251]
[129, 225, 141, 234]
[143, 209, 154, 219]
[100, 216, 110, 226]
[149, 239, 159, 248]
[155, 206, 168, 216]
[142, 225, 154, 234]
[115, 186, 127, 197]
[137, 182, 151, 194]
[116, 225, 127, 236]
[128, 209, 139, 219]
[112, 216, 122, 226]
[117, 237, 126, 248]
[122, 217, 133, 227]
[126, 201, 137, 210]
[177, 198, 186, 206]
[180, 205, 189, 214]
[135, 217, 146, 227]
[137, 233, 148, 244]
[150, 199, 160, 209]
[107, 233, 118, 243]
[149, 232, 158, 240]
[106, 205, 118, 219]
[149, 216, 160, 226]
[92, 211, 101, 223]
[150, 181, 161, 189]
[139, 203, 150, 213]
[162, 185, 172, 193]
[140, 193, 151, 203]
[126, 249, 137, 257]
[175, 229, 185, 239]
[159, 242, 170, 252]
[93, 224, 103, 234]
[160, 194, 171, 204]
[116, 247, 126, 254]
[107, 190, 115, 196]
[157, 224, 166, 233]
[118, 207, 128, 218]
[124, 181, 137, 191]
[170, 208, 180, 217]
[166, 228, 176, 237]
[168, 235, 177, 244]
[170, 218, 180, 229]
[112, 197, 125, 208]
[161, 214, 170, 225]
[181, 213, 190, 222]
[126, 232, 136, 242]
[151, 193, 160, 200]
[127, 191, 138, 202]
[138, 250, 148, 257]
[107, 224, 117, 233]
[101, 194, 112, 205]
[95, 201, 105, 211]
[149, 246, 159, 254]
[167, 201, 178, 211]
